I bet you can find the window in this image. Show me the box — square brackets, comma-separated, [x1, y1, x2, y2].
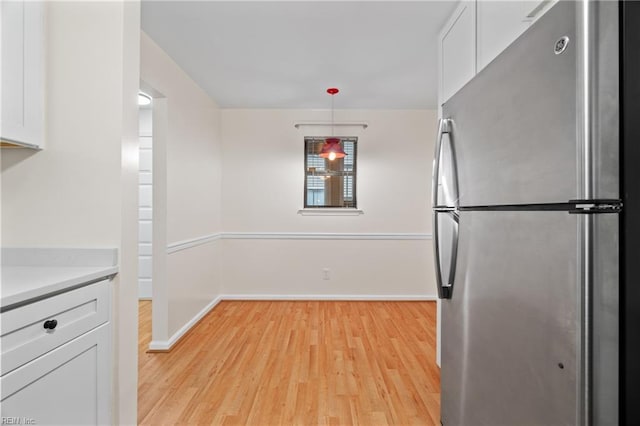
[304, 137, 357, 208]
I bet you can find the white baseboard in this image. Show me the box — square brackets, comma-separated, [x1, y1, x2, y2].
[138, 280, 152, 299]
[148, 296, 222, 351]
[147, 293, 436, 351]
[220, 294, 438, 301]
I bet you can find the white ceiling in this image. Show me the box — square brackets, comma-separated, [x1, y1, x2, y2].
[141, 1, 457, 109]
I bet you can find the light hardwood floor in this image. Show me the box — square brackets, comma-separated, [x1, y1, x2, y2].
[138, 300, 440, 425]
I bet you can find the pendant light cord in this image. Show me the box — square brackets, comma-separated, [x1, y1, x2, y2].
[331, 94, 335, 137]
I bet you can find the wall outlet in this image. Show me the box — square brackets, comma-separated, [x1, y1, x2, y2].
[322, 268, 330, 280]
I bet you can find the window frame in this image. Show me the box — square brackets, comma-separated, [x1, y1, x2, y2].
[303, 136, 358, 209]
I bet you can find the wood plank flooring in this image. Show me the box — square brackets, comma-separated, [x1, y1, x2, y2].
[138, 300, 440, 425]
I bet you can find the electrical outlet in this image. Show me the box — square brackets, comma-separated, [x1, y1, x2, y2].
[322, 268, 330, 280]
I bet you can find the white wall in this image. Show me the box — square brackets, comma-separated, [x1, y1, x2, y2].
[119, 2, 142, 422]
[221, 109, 437, 298]
[140, 32, 223, 345]
[2, 6, 123, 247]
[0, 2, 141, 424]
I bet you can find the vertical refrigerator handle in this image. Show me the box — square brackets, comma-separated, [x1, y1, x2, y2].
[431, 118, 452, 208]
[432, 118, 458, 299]
[433, 210, 459, 299]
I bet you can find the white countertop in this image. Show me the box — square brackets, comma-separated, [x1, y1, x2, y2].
[1, 248, 118, 310]
[1, 265, 118, 309]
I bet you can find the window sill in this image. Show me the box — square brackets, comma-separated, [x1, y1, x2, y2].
[297, 208, 364, 216]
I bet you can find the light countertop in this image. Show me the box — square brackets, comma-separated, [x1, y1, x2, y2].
[1, 248, 118, 310]
[1, 265, 118, 309]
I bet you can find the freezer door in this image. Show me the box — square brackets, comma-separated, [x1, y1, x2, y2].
[442, 1, 619, 206]
[591, 213, 619, 425]
[432, 119, 459, 209]
[441, 210, 580, 425]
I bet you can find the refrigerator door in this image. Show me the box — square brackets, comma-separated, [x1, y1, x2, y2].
[442, 210, 580, 425]
[441, 0, 618, 207]
[591, 213, 619, 425]
[433, 210, 459, 299]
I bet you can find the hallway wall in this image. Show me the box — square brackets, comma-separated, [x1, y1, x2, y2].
[140, 32, 223, 347]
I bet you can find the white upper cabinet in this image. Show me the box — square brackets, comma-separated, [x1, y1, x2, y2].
[477, 1, 533, 71]
[438, 0, 557, 107]
[477, 1, 556, 71]
[439, 1, 477, 105]
[1, 0, 45, 149]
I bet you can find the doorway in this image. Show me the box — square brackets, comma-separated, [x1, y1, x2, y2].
[138, 95, 153, 300]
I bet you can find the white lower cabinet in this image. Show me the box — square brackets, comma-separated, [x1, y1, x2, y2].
[1, 325, 110, 425]
[0, 281, 111, 425]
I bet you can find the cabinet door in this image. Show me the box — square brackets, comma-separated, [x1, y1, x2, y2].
[1, 0, 45, 149]
[477, 1, 532, 71]
[477, 0, 558, 71]
[439, 1, 476, 104]
[0, 324, 111, 425]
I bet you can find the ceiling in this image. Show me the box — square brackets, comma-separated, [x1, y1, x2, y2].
[141, 1, 457, 109]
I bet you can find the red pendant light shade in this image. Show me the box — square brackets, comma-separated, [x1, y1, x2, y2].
[319, 137, 346, 160]
[319, 88, 347, 161]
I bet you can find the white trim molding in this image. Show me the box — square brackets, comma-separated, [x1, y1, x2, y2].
[166, 231, 432, 253]
[223, 232, 432, 240]
[167, 233, 222, 254]
[148, 296, 222, 351]
[298, 208, 364, 216]
[138, 279, 152, 300]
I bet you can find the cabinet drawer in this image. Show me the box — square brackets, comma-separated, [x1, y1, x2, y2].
[1, 280, 110, 376]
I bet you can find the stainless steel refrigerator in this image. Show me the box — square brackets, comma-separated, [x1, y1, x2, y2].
[433, 1, 625, 424]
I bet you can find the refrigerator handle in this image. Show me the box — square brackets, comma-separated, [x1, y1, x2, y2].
[431, 118, 452, 208]
[433, 210, 459, 300]
[446, 210, 460, 297]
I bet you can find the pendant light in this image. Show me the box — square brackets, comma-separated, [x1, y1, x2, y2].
[319, 88, 346, 161]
